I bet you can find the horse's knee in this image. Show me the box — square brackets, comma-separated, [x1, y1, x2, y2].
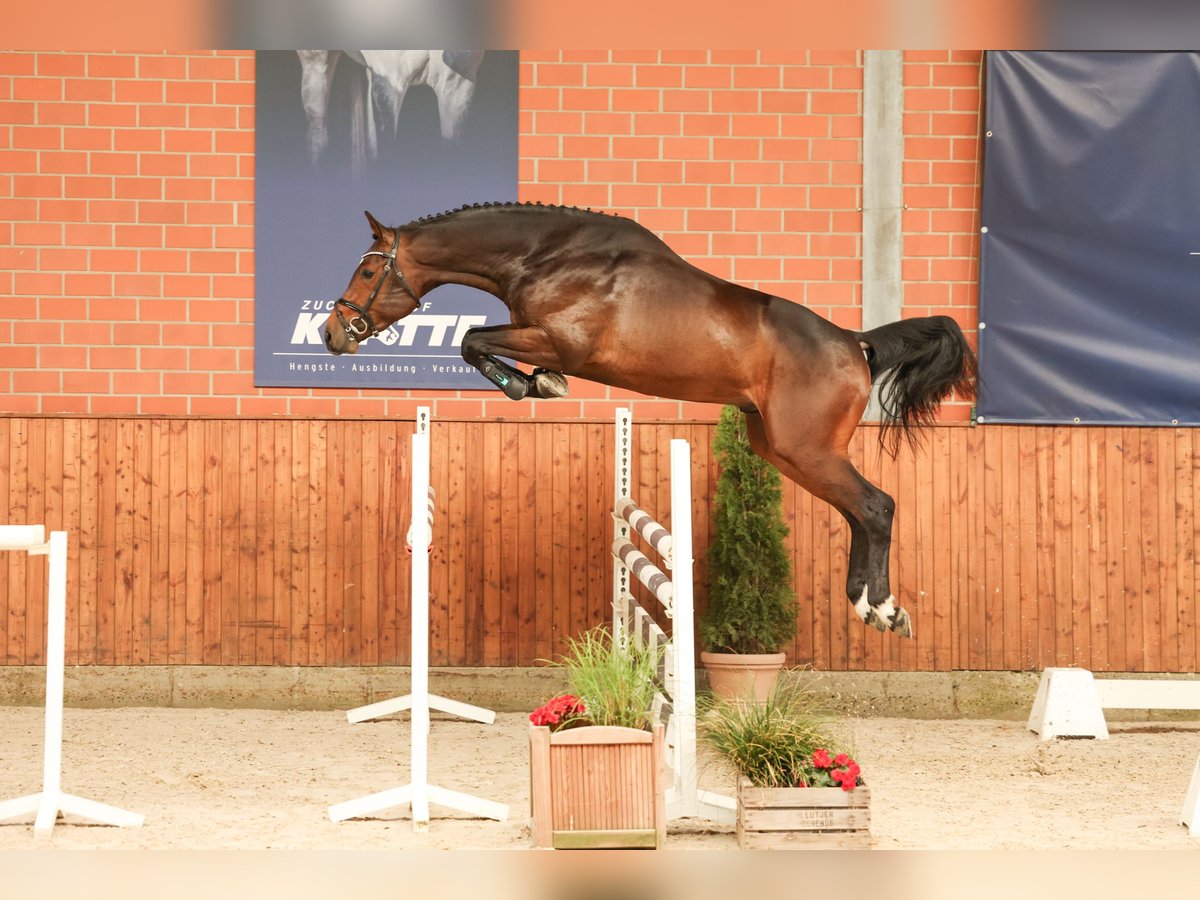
[461, 327, 488, 361]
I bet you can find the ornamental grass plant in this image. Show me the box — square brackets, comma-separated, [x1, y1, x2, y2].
[700, 679, 861, 789]
[549, 626, 663, 732]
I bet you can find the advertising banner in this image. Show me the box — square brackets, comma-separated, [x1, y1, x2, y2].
[978, 51, 1200, 425]
[254, 50, 518, 389]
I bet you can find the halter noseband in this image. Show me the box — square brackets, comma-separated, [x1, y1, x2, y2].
[334, 227, 416, 348]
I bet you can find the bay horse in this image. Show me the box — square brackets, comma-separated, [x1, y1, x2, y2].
[322, 204, 978, 638]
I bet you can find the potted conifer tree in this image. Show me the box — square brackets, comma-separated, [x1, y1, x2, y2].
[699, 406, 798, 701]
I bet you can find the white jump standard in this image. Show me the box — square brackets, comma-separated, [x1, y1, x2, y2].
[328, 408, 508, 830]
[611, 409, 736, 825]
[0, 526, 144, 838]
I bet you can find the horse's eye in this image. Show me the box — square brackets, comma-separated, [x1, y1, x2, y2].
[360, 269, 374, 280]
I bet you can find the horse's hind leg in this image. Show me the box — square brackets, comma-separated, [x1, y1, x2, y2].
[745, 413, 910, 638]
[461, 325, 569, 401]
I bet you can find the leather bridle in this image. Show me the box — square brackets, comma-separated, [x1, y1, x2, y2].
[331, 227, 416, 350]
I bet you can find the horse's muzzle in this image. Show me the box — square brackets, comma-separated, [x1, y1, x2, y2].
[323, 322, 358, 356]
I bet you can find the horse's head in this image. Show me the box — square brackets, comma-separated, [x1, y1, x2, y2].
[323, 211, 420, 355]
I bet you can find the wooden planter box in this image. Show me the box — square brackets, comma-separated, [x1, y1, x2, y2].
[529, 723, 666, 849]
[737, 777, 871, 849]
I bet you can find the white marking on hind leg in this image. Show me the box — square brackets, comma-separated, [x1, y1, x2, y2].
[876, 594, 896, 627]
[853, 585, 872, 622]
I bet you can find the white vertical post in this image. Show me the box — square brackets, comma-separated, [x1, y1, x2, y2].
[668, 439, 697, 818]
[0, 528, 143, 836]
[34, 530, 69, 835]
[329, 408, 507, 828]
[409, 425, 431, 828]
[613, 408, 632, 642]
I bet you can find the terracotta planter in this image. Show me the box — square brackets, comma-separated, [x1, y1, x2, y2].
[737, 777, 872, 849]
[700, 651, 786, 702]
[529, 722, 666, 849]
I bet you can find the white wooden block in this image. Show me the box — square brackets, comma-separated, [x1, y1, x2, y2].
[1182, 754, 1200, 837]
[1027, 667, 1108, 740]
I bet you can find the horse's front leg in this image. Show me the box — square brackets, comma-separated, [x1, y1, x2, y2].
[461, 325, 569, 401]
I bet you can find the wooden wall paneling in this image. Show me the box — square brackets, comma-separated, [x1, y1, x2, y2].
[24, 420, 46, 664]
[584, 422, 608, 646]
[113, 420, 134, 665]
[533, 424, 553, 665]
[201, 420, 222, 664]
[219, 420, 241, 665]
[1138, 429, 1162, 671]
[550, 423, 572, 655]
[516, 421, 537, 666]
[376, 420, 399, 666]
[1016, 425, 1038, 669]
[930, 426, 952, 670]
[439, 420, 464, 666]
[94, 420, 116, 664]
[1157, 428, 1179, 672]
[497, 421, 521, 666]
[998, 426, 1020, 670]
[480, 422, 502, 666]
[1086, 431, 1108, 672]
[1177, 428, 1197, 672]
[335, 421, 358, 664]
[130, 419, 151, 665]
[566, 423, 587, 647]
[964, 423, 984, 669]
[148, 420, 169, 664]
[1, 418, 1197, 673]
[1068, 427, 1091, 668]
[357, 421, 379, 666]
[238, 420, 258, 665]
[982, 422, 1003, 671]
[899, 439, 924, 670]
[75, 419, 99, 666]
[167, 420, 188, 665]
[1102, 428, 1126, 672]
[7, 418, 30, 664]
[40, 419, 67, 667]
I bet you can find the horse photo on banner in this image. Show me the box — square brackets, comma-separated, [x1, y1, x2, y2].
[253, 50, 518, 389]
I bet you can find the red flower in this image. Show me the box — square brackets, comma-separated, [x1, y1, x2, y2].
[833, 753, 850, 767]
[529, 694, 587, 730]
[812, 748, 833, 769]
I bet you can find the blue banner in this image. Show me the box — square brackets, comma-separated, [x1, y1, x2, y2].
[254, 50, 518, 389]
[978, 52, 1200, 425]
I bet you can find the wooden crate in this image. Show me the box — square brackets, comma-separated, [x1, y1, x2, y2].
[529, 723, 666, 849]
[737, 777, 872, 849]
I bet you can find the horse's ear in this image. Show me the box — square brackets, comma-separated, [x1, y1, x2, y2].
[364, 210, 384, 239]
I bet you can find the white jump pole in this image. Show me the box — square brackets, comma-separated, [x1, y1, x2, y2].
[610, 412, 735, 825]
[344, 408, 498, 727]
[329, 409, 508, 829]
[0, 527, 144, 837]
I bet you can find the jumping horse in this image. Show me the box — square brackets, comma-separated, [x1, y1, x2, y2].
[323, 204, 978, 638]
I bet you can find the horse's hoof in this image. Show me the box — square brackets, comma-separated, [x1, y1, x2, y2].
[892, 608, 913, 639]
[532, 369, 569, 398]
[867, 611, 889, 633]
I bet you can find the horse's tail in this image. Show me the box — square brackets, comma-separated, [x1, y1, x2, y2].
[855, 315, 979, 456]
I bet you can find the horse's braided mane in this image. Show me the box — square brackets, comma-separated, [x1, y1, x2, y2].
[400, 201, 611, 230]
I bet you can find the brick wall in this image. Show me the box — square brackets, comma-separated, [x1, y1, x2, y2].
[1, 50, 981, 421]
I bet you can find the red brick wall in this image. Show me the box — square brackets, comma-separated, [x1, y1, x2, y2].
[1, 50, 981, 421]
